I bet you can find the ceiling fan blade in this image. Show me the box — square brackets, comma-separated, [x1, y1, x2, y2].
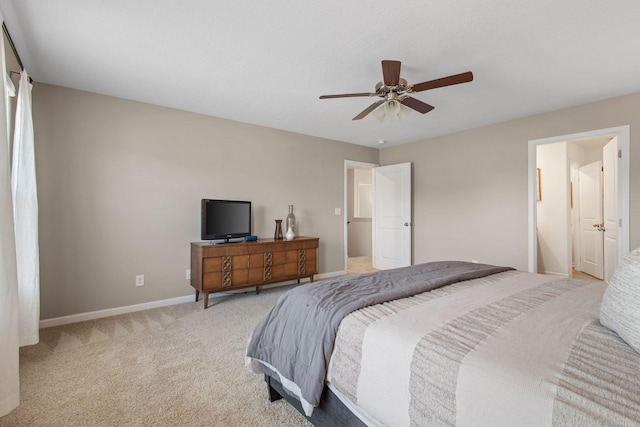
[381, 60, 401, 86]
[410, 71, 473, 93]
[352, 100, 385, 120]
[400, 97, 434, 114]
[319, 92, 376, 99]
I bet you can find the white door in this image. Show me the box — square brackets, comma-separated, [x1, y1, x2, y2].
[578, 161, 604, 279]
[373, 162, 411, 270]
[603, 137, 618, 283]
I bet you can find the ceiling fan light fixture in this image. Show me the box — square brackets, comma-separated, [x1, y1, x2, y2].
[372, 105, 386, 122]
[398, 104, 411, 121]
[383, 99, 401, 116]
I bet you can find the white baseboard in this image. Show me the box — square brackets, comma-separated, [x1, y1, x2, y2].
[40, 270, 345, 328]
[39, 294, 195, 328]
[542, 271, 571, 277]
[317, 270, 346, 279]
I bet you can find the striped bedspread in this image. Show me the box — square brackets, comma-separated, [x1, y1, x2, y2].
[327, 270, 640, 426]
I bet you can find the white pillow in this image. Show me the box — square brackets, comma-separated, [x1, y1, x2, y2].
[600, 247, 640, 354]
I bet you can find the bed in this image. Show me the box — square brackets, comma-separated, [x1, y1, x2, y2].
[246, 257, 640, 426]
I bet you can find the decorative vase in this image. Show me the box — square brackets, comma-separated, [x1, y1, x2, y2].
[274, 219, 283, 240]
[285, 225, 296, 240]
[286, 205, 296, 237]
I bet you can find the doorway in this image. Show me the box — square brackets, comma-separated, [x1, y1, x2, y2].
[528, 126, 630, 282]
[536, 139, 608, 280]
[345, 161, 377, 274]
[344, 161, 413, 274]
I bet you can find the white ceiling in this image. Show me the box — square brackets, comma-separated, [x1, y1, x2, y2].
[1, 0, 640, 148]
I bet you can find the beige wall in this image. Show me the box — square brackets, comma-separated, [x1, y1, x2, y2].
[33, 84, 378, 319]
[380, 92, 640, 272]
[536, 142, 569, 275]
[32, 83, 640, 319]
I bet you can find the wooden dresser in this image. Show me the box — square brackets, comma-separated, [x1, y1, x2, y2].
[190, 237, 319, 308]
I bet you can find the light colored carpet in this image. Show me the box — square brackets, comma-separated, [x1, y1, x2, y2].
[0, 285, 312, 426]
[347, 256, 375, 275]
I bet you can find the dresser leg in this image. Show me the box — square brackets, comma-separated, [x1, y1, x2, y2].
[204, 292, 209, 309]
[195, 289, 200, 302]
[256, 286, 261, 295]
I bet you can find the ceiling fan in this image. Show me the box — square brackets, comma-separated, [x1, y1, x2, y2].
[319, 60, 473, 121]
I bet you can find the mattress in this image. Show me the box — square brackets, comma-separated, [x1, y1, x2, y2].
[327, 270, 640, 426]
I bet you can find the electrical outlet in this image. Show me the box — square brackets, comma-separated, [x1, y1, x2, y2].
[136, 274, 144, 286]
[186, 269, 191, 280]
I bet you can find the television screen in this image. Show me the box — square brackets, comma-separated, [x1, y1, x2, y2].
[201, 199, 251, 241]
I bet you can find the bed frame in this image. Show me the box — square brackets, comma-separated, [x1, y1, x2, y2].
[265, 375, 365, 427]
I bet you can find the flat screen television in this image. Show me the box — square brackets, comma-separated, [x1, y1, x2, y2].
[201, 199, 251, 242]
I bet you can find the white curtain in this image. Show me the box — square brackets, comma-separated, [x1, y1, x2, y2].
[1, 13, 42, 414]
[12, 70, 39, 346]
[0, 14, 21, 416]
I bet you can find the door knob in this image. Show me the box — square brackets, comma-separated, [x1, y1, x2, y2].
[404, 222, 410, 226]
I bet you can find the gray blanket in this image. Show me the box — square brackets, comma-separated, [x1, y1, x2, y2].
[245, 261, 514, 412]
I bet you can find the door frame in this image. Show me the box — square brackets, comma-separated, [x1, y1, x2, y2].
[344, 160, 378, 272]
[527, 125, 630, 273]
[602, 137, 619, 282]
